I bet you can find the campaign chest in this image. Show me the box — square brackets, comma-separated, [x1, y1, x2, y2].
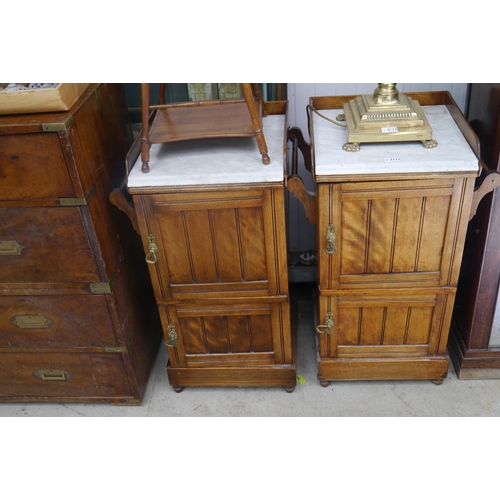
[0, 84, 161, 404]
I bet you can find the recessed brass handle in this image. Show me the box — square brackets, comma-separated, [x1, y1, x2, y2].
[164, 323, 178, 348]
[316, 312, 334, 335]
[33, 369, 73, 381]
[325, 224, 336, 254]
[145, 233, 159, 264]
[13, 315, 51, 329]
[0, 240, 24, 256]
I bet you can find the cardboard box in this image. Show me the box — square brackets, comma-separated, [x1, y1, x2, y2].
[0, 83, 90, 115]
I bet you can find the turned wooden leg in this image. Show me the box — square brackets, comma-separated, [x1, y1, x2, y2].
[319, 380, 331, 388]
[241, 83, 270, 165]
[141, 83, 151, 173]
[172, 386, 184, 393]
[284, 386, 295, 393]
[431, 379, 444, 385]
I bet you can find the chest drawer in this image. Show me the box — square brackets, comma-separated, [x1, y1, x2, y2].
[0, 206, 99, 285]
[0, 294, 117, 348]
[0, 352, 132, 400]
[0, 133, 74, 201]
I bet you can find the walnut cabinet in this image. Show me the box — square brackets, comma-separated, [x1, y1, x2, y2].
[289, 91, 495, 385]
[114, 102, 296, 391]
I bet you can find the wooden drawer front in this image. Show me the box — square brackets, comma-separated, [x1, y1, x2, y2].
[317, 291, 454, 360]
[0, 133, 74, 201]
[159, 301, 292, 368]
[318, 178, 471, 290]
[0, 352, 131, 399]
[138, 189, 287, 300]
[0, 295, 116, 348]
[0, 207, 99, 284]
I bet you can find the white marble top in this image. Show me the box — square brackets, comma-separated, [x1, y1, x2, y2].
[312, 105, 479, 177]
[128, 114, 286, 188]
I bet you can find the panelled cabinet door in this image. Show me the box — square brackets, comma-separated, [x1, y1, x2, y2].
[317, 291, 453, 361]
[317, 178, 473, 291]
[158, 302, 292, 368]
[136, 188, 288, 301]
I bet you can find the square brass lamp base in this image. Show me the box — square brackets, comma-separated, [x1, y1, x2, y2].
[339, 84, 437, 152]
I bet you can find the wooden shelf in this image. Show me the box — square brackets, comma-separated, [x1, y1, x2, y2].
[148, 99, 263, 144]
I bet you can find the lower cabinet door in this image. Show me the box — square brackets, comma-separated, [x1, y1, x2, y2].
[316, 289, 454, 382]
[157, 301, 296, 389]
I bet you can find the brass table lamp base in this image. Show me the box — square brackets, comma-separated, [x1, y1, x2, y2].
[338, 83, 437, 152]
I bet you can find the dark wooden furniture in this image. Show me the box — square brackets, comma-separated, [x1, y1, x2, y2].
[288, 91, 498, 385]
[139, 83, 270, 173]
[448, 83, 500, 378]
[0, 84, 162, 405]
[111, 101, 296, 392]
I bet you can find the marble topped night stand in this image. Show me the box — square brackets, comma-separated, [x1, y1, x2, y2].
[290, 91, 497, 386]
[111, 101, 296, 392]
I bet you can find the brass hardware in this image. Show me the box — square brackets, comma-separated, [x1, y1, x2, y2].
[41, 115, 75, 132]
[145, 233, 159, 264]
[341, 83, 437, 151]
[104, 346, 127, 353]
[325, 224, 336, 254]
[90, 274, 117, 294]
[165, 324, 178, 348]
[33, 369, 73, 381]
[12, 315, 51, 329]
[59, 184, 96, 206]
[121, 399, 142, 405]
[0, 240, 24, 256]
[316, 312, 334, 335]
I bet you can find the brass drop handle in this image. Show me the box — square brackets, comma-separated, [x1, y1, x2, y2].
[0, 240, 24, 256]
[165, 323, 178, 348]
[316, 312, 334, 335]
[145, 233, 159, 264]
[325, 224, 336, 254]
